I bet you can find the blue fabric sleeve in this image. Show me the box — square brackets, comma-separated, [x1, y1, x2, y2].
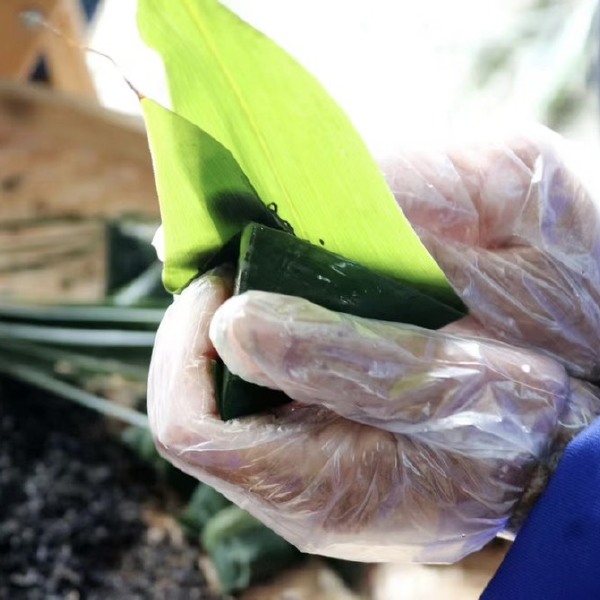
[481, 417, 600, 600]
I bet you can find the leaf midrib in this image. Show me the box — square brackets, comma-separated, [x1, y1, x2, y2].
[183, 0, 302, 231]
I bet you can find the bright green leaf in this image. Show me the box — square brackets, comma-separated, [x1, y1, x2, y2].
[138, 0, 456, 301]
[142, 99, 279, 293]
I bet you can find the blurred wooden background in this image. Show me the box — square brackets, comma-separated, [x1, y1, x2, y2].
[0, 81, 158, 302]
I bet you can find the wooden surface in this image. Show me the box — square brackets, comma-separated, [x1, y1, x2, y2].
[0, 0, 52, 80]
[0, 219, 106, 303]
[234, 541, 508, 599]
[0, 0, 96, 100]
[240, 560, 361, 600]
[369, 541, 508, 600]
[0, 81, 158, 302]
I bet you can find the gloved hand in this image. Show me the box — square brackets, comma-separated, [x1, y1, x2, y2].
[382, 126, 600, 379]
[147, 126, 600, 563]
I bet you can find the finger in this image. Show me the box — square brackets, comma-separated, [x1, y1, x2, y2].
[380, 132, 537, 247]
[150, 278, 554, 562]
[384, 126, 600, 252]
[425, 235, 600, 379]
[148, 268, 303, 456]
[210, 290, 568, 456]
[147, 271, 400, 530]
[384, 127, 600, 378]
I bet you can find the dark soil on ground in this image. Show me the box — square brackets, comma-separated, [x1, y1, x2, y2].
[0, 378, 225, 600]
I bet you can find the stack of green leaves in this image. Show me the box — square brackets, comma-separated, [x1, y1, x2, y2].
[0, 221, 169, 426]
[123, 427, 304, 592]
[184, 486, 302, 593]
[0, 302, 159, 428]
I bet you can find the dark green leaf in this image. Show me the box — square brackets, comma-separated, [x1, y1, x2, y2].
[179, 484, 232, 535]
[141, 100, 280, 293]
[202, 505, 302, 592]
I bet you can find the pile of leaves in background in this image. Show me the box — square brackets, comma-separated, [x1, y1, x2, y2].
[0, 223, 313, 594]
[0, 379, 219, 600]
[124, 427, 305, 592]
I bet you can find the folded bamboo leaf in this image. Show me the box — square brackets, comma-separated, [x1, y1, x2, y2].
[236, 224, 464, 326]
[201, 505, 261, 554]
[217, 223, 465, 420]
[141, 100, 283, 293]
[138, 0, 457, 303]
[208, 530, 303, 593]
[216, 365, 290, 421]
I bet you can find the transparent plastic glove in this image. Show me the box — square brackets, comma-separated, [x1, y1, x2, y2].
[148, 271, 592, 563]
[149, 127, 600, 564]
[381, 126, 600, 379]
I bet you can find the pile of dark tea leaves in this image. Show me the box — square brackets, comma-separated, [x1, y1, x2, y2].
[0, 378, 225, 600]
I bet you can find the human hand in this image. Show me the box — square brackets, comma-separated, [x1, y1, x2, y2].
[149, 270, 592, 563]
[148, 128, 600, 563]
[381, 126, 600, 379]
